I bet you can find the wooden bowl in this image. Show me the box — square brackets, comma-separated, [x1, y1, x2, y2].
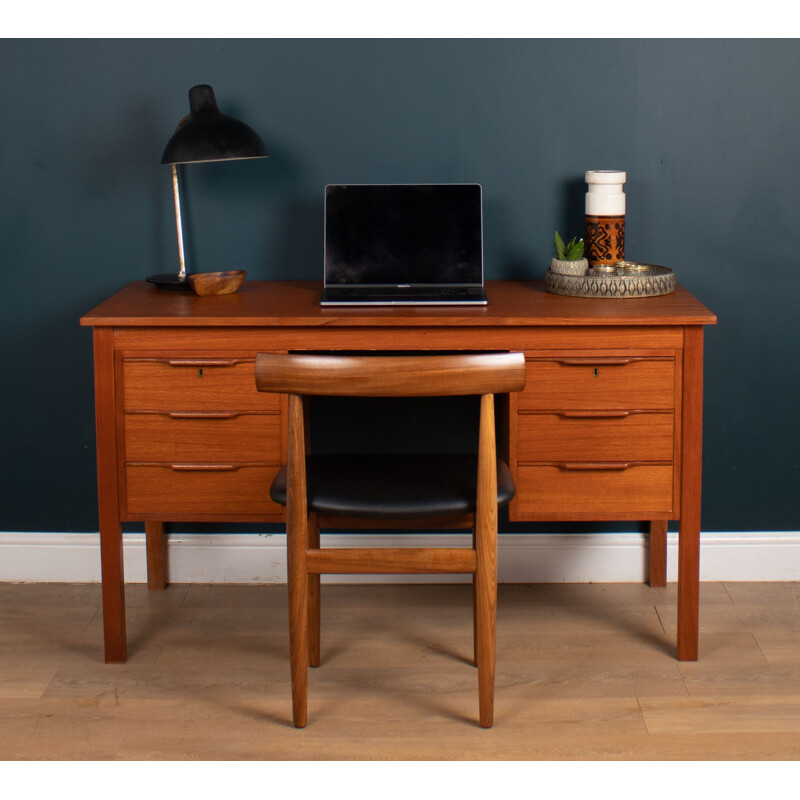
[189, 270, 246, 296]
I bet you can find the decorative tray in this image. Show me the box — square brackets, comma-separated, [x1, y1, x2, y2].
[545, 263, 676, 298]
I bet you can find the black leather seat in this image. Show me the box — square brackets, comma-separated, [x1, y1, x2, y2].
[270, 453, 517, 519]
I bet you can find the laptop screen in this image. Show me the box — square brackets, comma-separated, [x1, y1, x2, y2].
[324, 184, 483, 287]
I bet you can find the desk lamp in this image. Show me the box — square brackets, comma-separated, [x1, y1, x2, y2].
[148, 84, 269, 289]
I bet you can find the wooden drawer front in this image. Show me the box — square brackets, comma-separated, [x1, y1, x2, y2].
[125, 413, 281, 463]
[515, 464, 673, 516]
[519, 357, 675, 411]
[126, 464, 282, 517]
[517, 411, 674, 462]
[123, 358, 278, 412]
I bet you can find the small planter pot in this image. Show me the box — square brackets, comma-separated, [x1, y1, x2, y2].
[550, 257, 588, 276]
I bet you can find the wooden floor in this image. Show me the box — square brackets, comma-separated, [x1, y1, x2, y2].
[2, 580, 800, 760]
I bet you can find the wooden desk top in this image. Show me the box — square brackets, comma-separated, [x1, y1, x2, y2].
[81, 280, 717, 328]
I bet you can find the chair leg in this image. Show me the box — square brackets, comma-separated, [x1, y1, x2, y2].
[472, 524, 478, 667]
[308, 512, 321, 667]
[474, 513, 497, 728]
[287, 510, 310, 728]
[286, 393, 310, 727]
[474, 393, 498, 728]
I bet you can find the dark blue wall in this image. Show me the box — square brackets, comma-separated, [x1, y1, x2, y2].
[2, 39, 798, 532]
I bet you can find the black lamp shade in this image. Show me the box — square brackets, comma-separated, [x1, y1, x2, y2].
[161, 84, 269, 165]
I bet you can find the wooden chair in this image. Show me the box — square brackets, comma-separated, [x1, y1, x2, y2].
[254, 351, 526, 728]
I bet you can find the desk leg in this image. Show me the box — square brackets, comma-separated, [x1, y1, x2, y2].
[99, 517, 127, 663]
[648, 520, 668, 587]
[93, 328, 127, 663]
[145, 522, 167, 590]
[677, 326, 705, 661]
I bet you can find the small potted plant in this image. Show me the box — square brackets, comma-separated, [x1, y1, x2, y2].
[551, 231, 589, 276]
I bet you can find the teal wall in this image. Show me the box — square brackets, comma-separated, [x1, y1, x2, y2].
[1, 39, 798, 532]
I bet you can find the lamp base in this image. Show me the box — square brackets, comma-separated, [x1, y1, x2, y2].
[146, 273, 193, 290]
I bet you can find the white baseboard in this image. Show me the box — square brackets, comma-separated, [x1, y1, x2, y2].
[1, 531, 799, 583]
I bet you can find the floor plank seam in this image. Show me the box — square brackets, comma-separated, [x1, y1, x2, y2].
[635, 697, 650, 736]
[80, 607, 100, 635]
[750, 631, 770, 665]
[721, 582, 736, 605]
[653, 603, 666, 634]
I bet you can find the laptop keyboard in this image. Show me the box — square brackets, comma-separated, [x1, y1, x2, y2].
[343, 286, 481, 297]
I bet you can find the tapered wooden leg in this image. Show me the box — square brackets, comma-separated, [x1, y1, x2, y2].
[471, 523, 479, 667]
[287, 514, 309, 727]
[93, 327, 127, 663]
[287, 394, 309, 727]
[100, 518, 127, 663]
[677, 327, 704, 661]
[308, 512, 321, 667]
[471, 524, 477, 667]
[474, 395, 498, 728]
[145, 521, 167, 590]
[474, 516, 497, 729]
[678, 514, 700, 661]
[648, 520, 668, 587]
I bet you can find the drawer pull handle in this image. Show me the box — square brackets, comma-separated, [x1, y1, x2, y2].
[169, 463, 240, 472]
[166, 411, 241, 420]
[557, 410, 635, 419]
[165, 359, 244, 367]
[553, 357, 671, 366]
[557, 462, 635, 471]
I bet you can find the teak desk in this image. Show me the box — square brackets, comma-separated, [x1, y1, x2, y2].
[81, 280, 716, 664]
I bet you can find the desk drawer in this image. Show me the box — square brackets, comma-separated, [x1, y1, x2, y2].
[514, 463, 673, 516]
[125, 463, 282, 517]
[123, 358, 279, 412]
[125, 412, 281, 463]
[517, 411, 674, 462]
[518, 356, 675, 411]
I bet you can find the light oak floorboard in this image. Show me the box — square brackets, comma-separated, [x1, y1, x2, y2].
[2, 581, 800, 760]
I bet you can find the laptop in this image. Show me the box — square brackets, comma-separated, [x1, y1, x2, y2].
[320, 183, 488, 306]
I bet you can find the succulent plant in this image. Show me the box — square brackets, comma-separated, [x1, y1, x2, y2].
[554, 231, 585, 261]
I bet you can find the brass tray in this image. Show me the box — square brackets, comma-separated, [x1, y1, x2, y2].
[545, 262, 676, 298]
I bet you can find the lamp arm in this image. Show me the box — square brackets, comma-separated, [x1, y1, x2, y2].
[171, 164, 187, 280]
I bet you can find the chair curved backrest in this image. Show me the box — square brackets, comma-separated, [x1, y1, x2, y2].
[255, 351, 526, 397]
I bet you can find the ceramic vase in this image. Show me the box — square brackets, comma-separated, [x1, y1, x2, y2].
[585, 170, 626, 267]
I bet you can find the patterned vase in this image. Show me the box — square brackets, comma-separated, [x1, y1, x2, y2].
[585, 171, 626, 268]
[585, 216, 625, 267]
